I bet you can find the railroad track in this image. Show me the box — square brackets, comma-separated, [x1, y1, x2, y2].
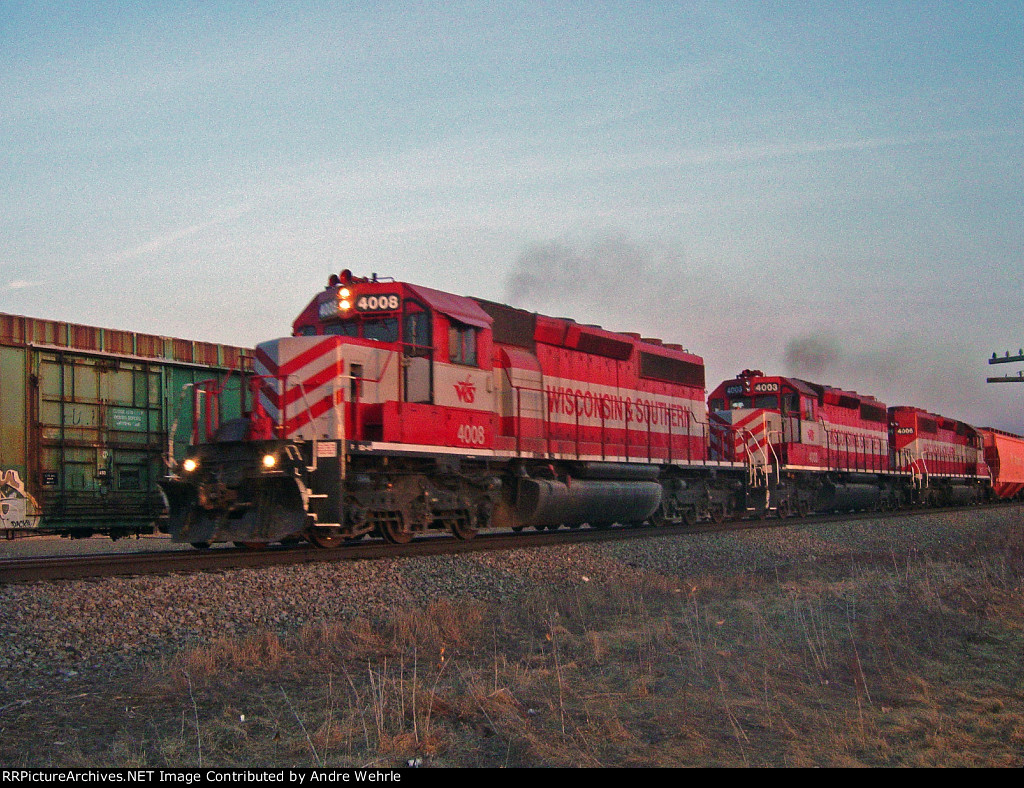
[1, 504, 997, 585]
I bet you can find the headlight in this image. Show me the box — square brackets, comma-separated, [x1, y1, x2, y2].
[262, 453, 278, 469]
[339, 287, 351, 298]
[182, 458, 198, 473]
[340, 299, 351, 310]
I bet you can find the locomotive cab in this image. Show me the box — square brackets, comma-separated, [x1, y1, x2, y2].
[286, 270, 496, 447]
[709, 370, 816, 468]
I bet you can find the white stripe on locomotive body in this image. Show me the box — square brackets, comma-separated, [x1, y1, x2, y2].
[347, 440, 743, 468]
[533, 374, 706, 435]
[894, 434, 983, 476]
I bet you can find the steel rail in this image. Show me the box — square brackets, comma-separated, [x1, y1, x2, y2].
[0, 503, 1012, 585]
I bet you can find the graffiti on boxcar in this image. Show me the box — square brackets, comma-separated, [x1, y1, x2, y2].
[0, 469, 42, 530]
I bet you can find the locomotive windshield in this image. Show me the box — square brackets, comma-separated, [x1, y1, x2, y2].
[316, 317, 400, 343]
[729, 395, 779, 410]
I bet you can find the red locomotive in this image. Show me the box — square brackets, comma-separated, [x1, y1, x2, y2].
[159, 271, 1023, 548]
[709, 370, 891, 514]
[888, 407, 988, 504]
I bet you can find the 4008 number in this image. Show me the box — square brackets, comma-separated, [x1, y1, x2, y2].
[356, 294, 400, 312]
[456, 424, 487, 446]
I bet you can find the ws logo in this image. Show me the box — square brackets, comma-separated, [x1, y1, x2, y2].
[454, 377, 476, 404]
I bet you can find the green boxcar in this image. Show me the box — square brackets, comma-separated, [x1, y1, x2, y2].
[0, 313, 251, 538]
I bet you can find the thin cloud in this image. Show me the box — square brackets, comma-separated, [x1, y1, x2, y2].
[110, 203, 255, 263]
[5, 279, 49, 291]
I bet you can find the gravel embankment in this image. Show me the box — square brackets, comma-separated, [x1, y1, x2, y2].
[0, 507, 1019, 698]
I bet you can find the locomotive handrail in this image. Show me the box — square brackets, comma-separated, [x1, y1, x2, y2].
[822, 425, 887, 474]
[688, 408, 709, 465]
[191, 378, 224, 445]
[737, 419, 774, 487]
[765, 428, 782, 485]
[165, 382, 196, 472]
[288, 374, 320, 471]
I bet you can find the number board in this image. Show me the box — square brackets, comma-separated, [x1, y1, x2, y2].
[355, 294, 401, 313]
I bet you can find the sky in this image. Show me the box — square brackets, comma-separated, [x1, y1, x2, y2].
[2, 1, 1023, 430]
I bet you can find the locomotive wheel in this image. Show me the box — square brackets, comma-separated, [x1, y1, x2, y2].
[449, 517, 478, 541]
[190, 541, 211, 550]
[775, 500, 791, 519]
[306, 527, 345, 549]
[709, 504, 726, 524]
[233, 541, 268, 549]
[379, 519, 413, 545]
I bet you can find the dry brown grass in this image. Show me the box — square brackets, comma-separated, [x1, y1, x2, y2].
[3, 521, 1024, 768]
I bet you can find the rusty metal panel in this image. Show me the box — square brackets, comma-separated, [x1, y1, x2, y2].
[69, 324, 99, 350]
[134, 333, 164, 358]
[194, 341, 221, 366]
[103, 329, 134, 355]
[1, 314, 25, 344]
[172, 338, 194, 363]
[35, 318, 68, 346]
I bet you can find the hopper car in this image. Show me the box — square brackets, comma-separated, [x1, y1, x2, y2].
[156, 271, 1023, 550]
[978, 428, 1024, 499]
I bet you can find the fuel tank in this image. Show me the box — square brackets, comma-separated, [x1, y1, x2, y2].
[513, 477, 662, 527]
[818, 481, 881, 511]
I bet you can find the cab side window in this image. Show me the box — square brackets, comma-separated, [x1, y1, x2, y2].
[448, 322, 478, 366]
[403, 309, 431, 350]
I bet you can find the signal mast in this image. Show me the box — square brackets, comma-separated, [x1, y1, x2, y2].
[988, 349, 1024, 383]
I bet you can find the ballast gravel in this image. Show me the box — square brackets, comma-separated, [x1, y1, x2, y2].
[0, 507, 1019, 699]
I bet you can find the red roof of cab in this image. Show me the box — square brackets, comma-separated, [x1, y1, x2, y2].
[406, 284, 493, 329]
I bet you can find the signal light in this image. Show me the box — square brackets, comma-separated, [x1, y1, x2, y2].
[262, 453, 278, 469]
